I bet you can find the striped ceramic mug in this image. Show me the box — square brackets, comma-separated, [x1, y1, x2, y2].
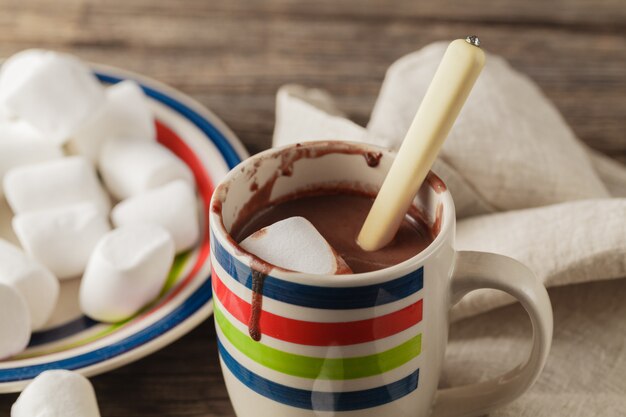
[209, 141, 553, 417]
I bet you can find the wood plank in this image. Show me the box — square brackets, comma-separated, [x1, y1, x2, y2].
[2, 0, 626, 27]
[0, 12, 623, 154]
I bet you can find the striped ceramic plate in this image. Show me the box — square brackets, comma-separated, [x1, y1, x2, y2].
[0, 64, 247, 393]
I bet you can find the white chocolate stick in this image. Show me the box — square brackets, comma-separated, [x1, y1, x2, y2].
[357, 37, 485, 251]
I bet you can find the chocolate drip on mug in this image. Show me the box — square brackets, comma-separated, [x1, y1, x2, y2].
[248, 270, 267, 341]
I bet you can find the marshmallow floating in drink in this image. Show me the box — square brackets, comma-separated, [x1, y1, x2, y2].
[0, 136, 63, 198]
[11, 370, 101, 417]
[69, 80, 156, 162]
[13, 203, 111, 280]
[240, 217, 351, 275]
[111, 180, 199, 253]
[80, 225, 175, 323]
[0, 49, 105, 144]
[99, 138, 194, 200]
[0, 239, 59, 331]
[0, 283, 30, 360]
[4, 156, 111, 215]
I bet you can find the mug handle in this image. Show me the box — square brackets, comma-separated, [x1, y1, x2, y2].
[431, 251, 553, 417]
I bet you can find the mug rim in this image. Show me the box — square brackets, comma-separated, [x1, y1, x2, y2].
[210, 140, 456, 287]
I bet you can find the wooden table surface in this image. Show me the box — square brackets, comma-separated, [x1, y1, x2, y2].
[0, 0, 624, 415]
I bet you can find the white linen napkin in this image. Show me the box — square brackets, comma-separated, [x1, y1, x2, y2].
[272, 41, 626, 321]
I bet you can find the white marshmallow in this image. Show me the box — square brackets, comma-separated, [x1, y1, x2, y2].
[240, 217, 351, 275]
[99, 138, 194, 200]
[0, 282, 30, 360]
[0, 51, 65, 125]
[0, 49, 105, 144]
[4, 156, 111, 215]
[11, 370, 101, 417]
[111, 180, 199, 253]
[68, 80, 156, 162]
[0, 50, 44, 116]
[0, 136, 63, 197]
[80, 224, 175, 323]
[0, 239, 59, 331]
[13, 203, 111, 280]
[0, 118, 44, 141]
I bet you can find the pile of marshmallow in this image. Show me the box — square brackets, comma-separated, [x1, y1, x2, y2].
[0, 50, 200, 359]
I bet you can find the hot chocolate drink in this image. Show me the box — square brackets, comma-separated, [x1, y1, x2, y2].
[231, 191, 435, 274]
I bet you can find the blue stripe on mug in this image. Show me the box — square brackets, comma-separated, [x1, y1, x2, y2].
[218, 339, 419, 411]
[211, 232, 424, 310]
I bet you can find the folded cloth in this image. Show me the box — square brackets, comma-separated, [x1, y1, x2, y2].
[272, 42, 626, 321]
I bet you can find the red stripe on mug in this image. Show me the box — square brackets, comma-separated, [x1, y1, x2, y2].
[212, 269, 423, 346]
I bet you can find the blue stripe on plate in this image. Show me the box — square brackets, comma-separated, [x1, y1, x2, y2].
[0, 278, 212, 382]
[96, 73, 241, 170]
[0, 71, 242, 381]
[211, 232, 424, 310]
[218, 339, 419, 411]
[29, 316, 99, 347]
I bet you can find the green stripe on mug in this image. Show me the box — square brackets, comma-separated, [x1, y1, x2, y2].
[215, 304, 422, 380]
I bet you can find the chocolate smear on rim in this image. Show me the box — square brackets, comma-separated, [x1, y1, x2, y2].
[431, 203, 444, 238]
[425, 171, 447, 193]
[364, 151, 383, 167]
